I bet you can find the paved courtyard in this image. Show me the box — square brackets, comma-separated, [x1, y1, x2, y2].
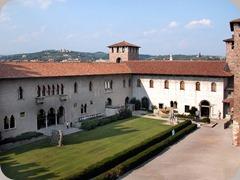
[124, 120, 240, 180]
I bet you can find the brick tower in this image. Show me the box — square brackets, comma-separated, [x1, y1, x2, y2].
[225, 18, 240, 146]
[108, 41, 140, 63]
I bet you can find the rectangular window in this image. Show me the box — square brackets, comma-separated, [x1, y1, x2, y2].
[20, 112, 25, 117]
[159, 103, 163, 109]
[185, 105, 190, 113]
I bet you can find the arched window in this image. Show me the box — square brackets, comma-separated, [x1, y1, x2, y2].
[128, 78, 132, 87]
[106, 98, 112, 106]
[56, 84, 59, 95]
[104, 81, 108, 90]
[81, 104, 84, 114]
[149, 80, 154, 88]
[180, 81, 185, 90]
[74, 82, 78, 93]
[110, 80, 113, 89]
[89, 81, 93, 91]
[10, 115, 15, 128]
[116, 58, 121, 63]
[52, 85, 55, 95]
[61, 84, 64, 95]
[137, 79, 141, 87]
[4, 116, 9, 129]
[173, 101, 178, 109]
[47, 85, 51, 96]
[211, 82, 216, 92]
[196, 82, 200, 91]
[164, 80, 169, 89]
[37, 86, 41, 97]
[84, 104, 87, 113]
[123, 79, 126, 88]
[18, 86, 23, 99]
[42, 86, 46, 96]
[170, 101, 174, 107]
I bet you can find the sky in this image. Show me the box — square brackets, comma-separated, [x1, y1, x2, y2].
[0, 0, 239, 56]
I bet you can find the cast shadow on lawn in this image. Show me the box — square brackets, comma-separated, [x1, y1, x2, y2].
[0, 157, 59, 180]
[2, 118, 139, 155]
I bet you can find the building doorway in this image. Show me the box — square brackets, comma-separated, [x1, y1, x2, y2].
[141, 97, 149, 110]
[125, 97, 129, 105]
[57, 106, 65, 124]
[37, 109, 46, 130]
[200, 100, 211, 117]
[116, 57, 121, 63]
[47, 108, 56, 126]
[106, 98, 112, 106]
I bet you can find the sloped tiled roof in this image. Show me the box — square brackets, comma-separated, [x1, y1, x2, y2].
[0, 60, 232, 79]
[108, 41, 140, 48]
[230, 18, 240, 31]
[126, 60, 232, 77]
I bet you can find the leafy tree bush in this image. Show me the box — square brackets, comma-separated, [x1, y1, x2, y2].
[81, 109, 132, 131]
[189, 106, 198, 116]
[0, 132, 44, 145]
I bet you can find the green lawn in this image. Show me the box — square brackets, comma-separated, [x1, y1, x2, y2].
[0, 117, 171, 179]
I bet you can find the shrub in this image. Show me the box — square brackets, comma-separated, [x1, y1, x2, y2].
[95, 123, 197, 180]
[200, 117, 211, 124]
[129, 98, 141, 110]
[81, 109, 132, 131]
[0, 132, 44, 145]
[189, 107, 198, 116]
[68, 120, 193, 179]
[175, 114, 194, 119]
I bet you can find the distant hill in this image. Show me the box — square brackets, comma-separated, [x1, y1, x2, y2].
[0, 50, 224, 61]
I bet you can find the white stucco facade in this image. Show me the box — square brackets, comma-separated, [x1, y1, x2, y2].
[132, 75, 226, 118]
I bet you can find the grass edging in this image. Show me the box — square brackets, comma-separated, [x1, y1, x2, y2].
[95, 123, 197, 180]
[67, 120, 193, 180]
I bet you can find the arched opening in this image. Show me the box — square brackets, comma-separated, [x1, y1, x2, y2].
[61, 84, 64, 95]
[4, 116, 9, 129]
[42, 86, 46, 96]
[89, 81, 93, 91]
[37, 86, 41, 97]
[196, 82, 200, 91]
[37, 109, 46, 130]
[57, 106, 65, 124]
[47, 108, 56, 127]
[18, 86, 23, 99]
[170, 101, 174, 108]
[52, 85, 55, 95]
[125, 97, 129, 105]
[200, 100, 210, 117]
[116, 57, 121, 63]
[137, 79, 141, 87]
[164, 80, 169, 89]
[10, 115, 15, 129]
[106, 98, 112, 106]
[74, 82, 78, 93]
[149, 80, 154, 88]
[180, 81, 185, 90]
[173, 101, 178, 109]
[141, 97, 149, 110]
[47, 85, 51, 96]
[211, 82, 216, 92]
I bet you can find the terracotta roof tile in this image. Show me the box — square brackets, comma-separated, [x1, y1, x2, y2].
[126, 60, 232, 77]
[108, 41, 140, 48]
[230, 18, 240, 31]
[0, 60, 232, 79]
[0, 62, 131, 79]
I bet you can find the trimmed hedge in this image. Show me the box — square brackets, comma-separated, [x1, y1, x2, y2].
[68, 120, 193, 180]
[0, 131, 44, 145]
[96, 123, 197, 180]
[81, 109, 132, 130]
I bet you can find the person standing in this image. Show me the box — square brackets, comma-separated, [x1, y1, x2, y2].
[66, 121, 69, 129]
